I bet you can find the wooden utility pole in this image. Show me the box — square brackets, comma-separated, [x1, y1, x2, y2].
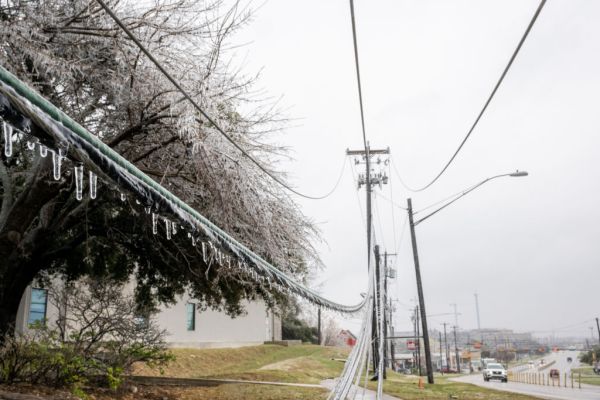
[407, 198, 434, 384]
[318, 307, 321, 345]
[453, 325, 461, 372]
[596, 317, 600, 345]
[383, 251, 397, 371]
[346, 146, 389, 379]
[443, 322, 450, 371]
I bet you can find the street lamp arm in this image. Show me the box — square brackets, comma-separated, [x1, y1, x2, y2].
[413, 171, 527, 226]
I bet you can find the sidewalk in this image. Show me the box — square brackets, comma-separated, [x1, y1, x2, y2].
[321, 379, 402, 400]
[129, 375, 323, 388]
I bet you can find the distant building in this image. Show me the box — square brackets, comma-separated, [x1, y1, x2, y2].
[331, 329, 357, 347]
[15, 283, 281, 348]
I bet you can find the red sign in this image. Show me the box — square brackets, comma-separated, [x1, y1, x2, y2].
[407, 340, 416, 350]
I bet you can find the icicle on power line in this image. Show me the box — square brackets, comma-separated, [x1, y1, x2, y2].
[52, 149, 62, 180]
[74, 164, 83, 201]
[165, 218, 172, 240]
[26, 140, 35, 151]
[120, 193, 126, 202]
[89, 171, 97, 199]
[39, 145, 47, 158]
[171, 221, 177, 235]
[3, 121, 12, 157]
[152, 213, 158, 235]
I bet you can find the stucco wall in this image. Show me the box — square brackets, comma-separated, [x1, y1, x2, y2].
[15, 283, 281, 347]
[156, 297, 281, 348]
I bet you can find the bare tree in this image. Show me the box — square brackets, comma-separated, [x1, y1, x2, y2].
[0, 0, 319, 336]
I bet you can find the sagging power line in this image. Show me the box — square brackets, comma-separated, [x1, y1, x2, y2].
[94, 0, 347, 201]
[392, 0, 547, 192]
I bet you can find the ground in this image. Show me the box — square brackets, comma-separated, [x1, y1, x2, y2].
[2, 344, 545, 399]
[133, 344, 348, 383]
[572, 366, 600, 386]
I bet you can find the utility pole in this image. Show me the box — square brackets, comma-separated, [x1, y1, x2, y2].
[346, 146, 389, 261]
[389, 297, 396, 370]
[474, 292, 482, 345]
[347, 146, 389, 379]
[596, 317, 600, 345]
[407, 198, 434, 384]
[384, 251, 397, 371]
[450, 303, 459, 328]
[413, 306, 417, 372]
[439, 331, 444, 374]
[453, 326, 460, 372]
[318, 307, 321, 345]
[373, 245, 381, 377]
[443, 322, 450, 371]
[416, 305, 421, 376]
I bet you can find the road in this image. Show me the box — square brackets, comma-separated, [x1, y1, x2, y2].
[453, 351, 600, 400]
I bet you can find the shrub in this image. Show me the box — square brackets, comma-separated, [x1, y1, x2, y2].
[0, 278, 173, 390]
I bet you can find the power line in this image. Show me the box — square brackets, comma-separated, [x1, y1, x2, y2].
[94, 0, 344, 201]
[393, 0, 547, 192]
[373, 187, 408, 211]
[348, 0, 368, 151]
[413, 179, 484, 215]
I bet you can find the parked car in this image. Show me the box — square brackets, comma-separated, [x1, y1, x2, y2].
[483, 363, 508, 382]
[549, 369, 560, 379]
[567, 357, 572, 363]
[440, 366, 457, 373]
[593, 362, 600, 375]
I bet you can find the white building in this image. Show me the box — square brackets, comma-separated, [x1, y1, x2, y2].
[15, 284, 281, 348]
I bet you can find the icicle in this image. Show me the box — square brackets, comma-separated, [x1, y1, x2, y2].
[202, 242, 207, 263]
[3, 122, 12, 157]
[89, 171, 97, 199]
[74, 165, 83, 201]
[165, 218, 172, 240]
[40, 145, 47, 158]
[52, 150, 62, 180]
[187, 232, 191, 238]
[152, 213, 158, 235]
[26, 141, 35, 151]
[120, 193, 126, 202]
[145, 206, 151, 214]
[191, 236, 196, 247]
[171, 222, 177, 235]
[135, 199, 141, 205]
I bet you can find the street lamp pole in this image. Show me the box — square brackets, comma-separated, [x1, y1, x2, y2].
[407, 198, 434, 384]
[406, 170, 528, 385]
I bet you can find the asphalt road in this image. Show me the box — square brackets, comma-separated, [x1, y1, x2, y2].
[453, 351, 600, 400]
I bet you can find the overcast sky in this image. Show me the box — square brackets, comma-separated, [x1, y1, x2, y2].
[230, 0, 600, 339]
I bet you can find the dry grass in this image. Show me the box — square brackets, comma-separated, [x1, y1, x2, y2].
[572, 366, 600, 386]
[1, 383, 327, 400]
[133, 344, 348, 383]
[365, 373, 543, 400]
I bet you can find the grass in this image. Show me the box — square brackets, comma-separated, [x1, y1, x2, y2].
[1, 383, 327, 400]
[572, 366, 600, 386]
[133, 344, 348, 384]
[134, 345, 542, 399]
[4, 344, 552, 399]
[364, 372, 542, 400]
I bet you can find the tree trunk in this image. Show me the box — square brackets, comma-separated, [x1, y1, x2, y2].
[0, 254, 46, 340]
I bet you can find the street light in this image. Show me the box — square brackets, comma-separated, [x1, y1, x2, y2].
[407, 170, 528, 385]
